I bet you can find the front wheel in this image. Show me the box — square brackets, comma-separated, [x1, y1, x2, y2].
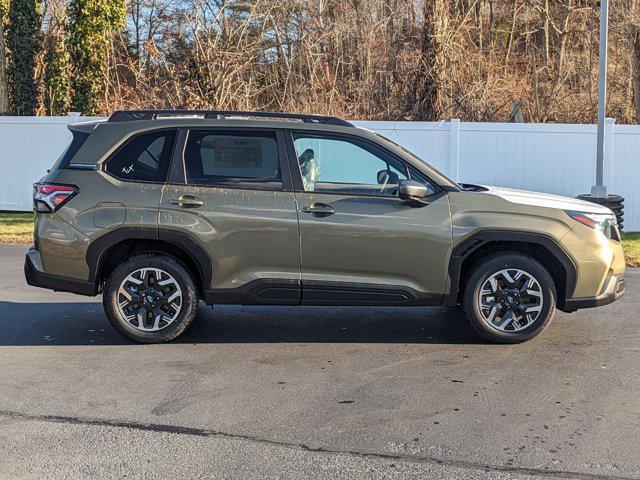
[461, 253, 556, 343]
[103, 254, 199, 343]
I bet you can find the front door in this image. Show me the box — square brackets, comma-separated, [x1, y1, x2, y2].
[287, 131, 452, 305]
[159, 128, 301, 304]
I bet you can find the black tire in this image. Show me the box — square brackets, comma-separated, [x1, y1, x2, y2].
[461, 252, 556, 344]
[103, 253, 199, 343]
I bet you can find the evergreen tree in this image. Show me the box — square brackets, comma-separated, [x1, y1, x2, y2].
[67, 0, 125, 115]
[6, 0, 41, 115]
[43, 10, 70, 115]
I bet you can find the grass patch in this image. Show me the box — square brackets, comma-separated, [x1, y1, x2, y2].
[622, 232, 640, 267]
[0, 212, 639, 267]
[0, 212, 34, 243]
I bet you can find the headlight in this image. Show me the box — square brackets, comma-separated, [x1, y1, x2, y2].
[565, 210, 619, 240]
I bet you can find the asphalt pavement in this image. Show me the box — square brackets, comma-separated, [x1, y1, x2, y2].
[0, 243, 639, 479]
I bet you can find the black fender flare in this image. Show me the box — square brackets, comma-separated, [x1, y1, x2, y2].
[443, 230, 578, 309]
[86, 227, 213, 292]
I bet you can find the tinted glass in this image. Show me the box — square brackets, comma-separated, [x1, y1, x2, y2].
[51, 131, 91, 171]
[407, 165, 436, 193]
[105, 130, 176, 182]
[292, 134, 408, 196]
[184, 130, 281, 187]
[375, 132, 460, 190]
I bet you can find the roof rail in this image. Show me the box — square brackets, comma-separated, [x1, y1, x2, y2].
[107, 110, 354, 127]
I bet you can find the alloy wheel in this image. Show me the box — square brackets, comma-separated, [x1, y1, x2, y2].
[116, 268, 182, 332]
[478, 268, 544, 333]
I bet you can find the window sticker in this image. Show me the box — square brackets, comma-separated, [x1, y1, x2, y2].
[201, 138, 263, 168]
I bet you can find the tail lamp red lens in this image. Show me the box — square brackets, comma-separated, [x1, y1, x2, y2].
[33, 183, 78, 213]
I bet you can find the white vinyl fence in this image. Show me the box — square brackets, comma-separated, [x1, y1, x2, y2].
[357, 119, 640, 231]
[0, 115, 102, 211]
[1, 115, 639, 230]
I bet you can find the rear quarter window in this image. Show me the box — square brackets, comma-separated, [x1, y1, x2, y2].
[51, 130, 91, 171]
[105, 130, 177, 183]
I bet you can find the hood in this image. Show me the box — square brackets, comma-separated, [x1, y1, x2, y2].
[476, 185, 613, 214]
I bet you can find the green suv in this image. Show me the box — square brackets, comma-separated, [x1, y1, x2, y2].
[25, 110, 626, 343]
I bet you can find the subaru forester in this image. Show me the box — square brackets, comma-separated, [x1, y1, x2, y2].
[25, 110, 626, 343]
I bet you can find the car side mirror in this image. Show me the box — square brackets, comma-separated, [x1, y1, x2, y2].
[398, 180, 429, 207]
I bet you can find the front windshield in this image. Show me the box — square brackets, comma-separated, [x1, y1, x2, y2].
[373, 132, 463, 190]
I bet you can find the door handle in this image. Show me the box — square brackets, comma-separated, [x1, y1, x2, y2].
[170, 195, 204, 208]
[300, 203, 335, 217]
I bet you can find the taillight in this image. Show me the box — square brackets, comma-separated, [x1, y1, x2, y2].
[33, 183, 78, 213]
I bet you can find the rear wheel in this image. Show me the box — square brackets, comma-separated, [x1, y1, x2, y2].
[461, 253, 556, 343]
[103, 254, 199, 343]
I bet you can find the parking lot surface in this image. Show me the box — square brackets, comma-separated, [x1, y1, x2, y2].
[0, 244, 639, 479]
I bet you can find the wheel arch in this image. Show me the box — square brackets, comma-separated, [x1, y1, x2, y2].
[87, 228, 212, 297]
[445, 231, 577, 310]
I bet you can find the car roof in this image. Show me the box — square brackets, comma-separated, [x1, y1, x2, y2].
[67, 110, 460, 190]
[108, 110, 354, 127]
[69, 110, 363, 136]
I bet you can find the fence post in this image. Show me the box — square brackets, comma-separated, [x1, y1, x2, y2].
[604, 117, 615, 189]
[449, 118, 461, 181]
[67, 112, 81, 122]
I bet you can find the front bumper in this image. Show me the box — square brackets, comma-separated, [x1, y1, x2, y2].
[24, 247, 96, 296]
[563, 274, 625, 312]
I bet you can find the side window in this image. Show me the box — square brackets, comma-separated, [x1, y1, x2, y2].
[184, 130, 281, 188]
[51, 130, 90, 171]
[407, 165, 437, 195]
[105, 130, 177, 183]
[292, 133, 408, 196]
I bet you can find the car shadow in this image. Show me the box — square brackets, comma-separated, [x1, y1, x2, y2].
[0, 301, 483, 346]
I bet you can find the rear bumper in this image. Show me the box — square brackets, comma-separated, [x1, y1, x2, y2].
[563, 275, 625, 312]
[24, 247, 96, 296]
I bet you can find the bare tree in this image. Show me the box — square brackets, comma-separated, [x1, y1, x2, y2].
[627, 0, 640, 122]
[7, 0, 639, 123]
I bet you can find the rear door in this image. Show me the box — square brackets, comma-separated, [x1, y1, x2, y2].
[285, 130, 452, 305]
[56, 128, 177, 235]
[159, 128, 301, 303]
[100, 129, 177, 229]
